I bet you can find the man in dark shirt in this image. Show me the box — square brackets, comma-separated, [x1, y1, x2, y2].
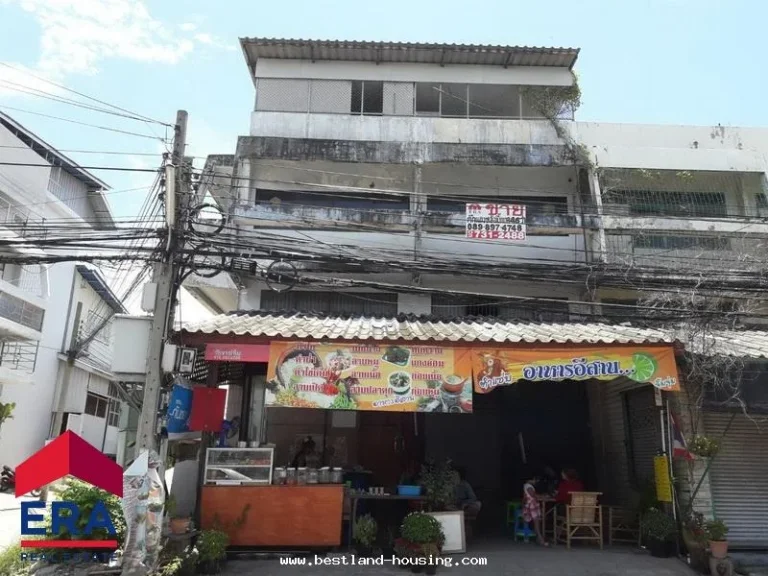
[453, 466, 481, 518]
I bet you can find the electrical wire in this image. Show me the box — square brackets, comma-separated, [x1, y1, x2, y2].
[0, 62, 172, 127]
[0, 105, 168, 142]
[0, 161, 161, 172]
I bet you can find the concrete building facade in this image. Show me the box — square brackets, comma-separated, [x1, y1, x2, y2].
[187, 39, 768, 548]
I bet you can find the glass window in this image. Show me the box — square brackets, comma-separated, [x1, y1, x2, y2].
[84, 393, 99, 416]
[415, 83, 440, 114]
[440, 84, 468, 117]
[351, 81, 362, 114]
[350, 81, 384, 115]
[468, 85, 521, 118]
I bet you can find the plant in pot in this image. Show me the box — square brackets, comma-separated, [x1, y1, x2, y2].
[706, 519, 729, 559]
[641, 508, 677, 558]
[419, 460, 456, 512]
[196, 529, 229, 574]
[166, 495, 191, 535]
[681, 511, 709, 573]
[353, 514, 378, 557]
[689, 436, 720, 459]
[401, 512, 445, 575]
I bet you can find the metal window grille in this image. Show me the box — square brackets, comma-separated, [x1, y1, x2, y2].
[260, 290, 398, 316]
[0, 290, 44, 331]
[431, 294, 570, 322]
[0, 341, 39, 373]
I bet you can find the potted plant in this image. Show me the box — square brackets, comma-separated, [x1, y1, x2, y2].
[419, 460, 456, 512]
[689, 436, 720, 459]
[353, 514, 377, 557]
[706, 519, 729, 559]
[681, 511, 709, 573]
[196, 529, 229, 574]
[641, 508, 677, 558]
[167, 495, 192, 535]
[401, 512, 445, 575]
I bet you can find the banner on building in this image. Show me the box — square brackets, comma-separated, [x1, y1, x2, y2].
[654, 454, 673, 503]
[465, 202, 526, 241]
[472, 346, 680, 393]
[266, 342, 473, 413]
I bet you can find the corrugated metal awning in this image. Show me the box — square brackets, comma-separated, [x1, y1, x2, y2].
[240, 38, 580, 70]
[179, 311, 768, 358]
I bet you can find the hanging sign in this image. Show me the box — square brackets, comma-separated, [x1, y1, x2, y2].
[166, 381, 195, 438]
[465, 203, 526, 241]
[472, 346, 680, 393]
[266, 342, 473, 413]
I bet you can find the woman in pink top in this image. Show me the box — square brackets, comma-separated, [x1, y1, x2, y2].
[522, 476, 549, 546]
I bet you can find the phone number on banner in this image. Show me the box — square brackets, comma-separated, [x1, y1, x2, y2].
[465, 223, 526, 240]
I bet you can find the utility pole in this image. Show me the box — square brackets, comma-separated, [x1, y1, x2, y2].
[136, 110, 188, 453]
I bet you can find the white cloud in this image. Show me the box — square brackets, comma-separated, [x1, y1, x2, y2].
[1, 0, 233, 98]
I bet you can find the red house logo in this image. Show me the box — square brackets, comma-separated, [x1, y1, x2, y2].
[17, 431, 123, 548]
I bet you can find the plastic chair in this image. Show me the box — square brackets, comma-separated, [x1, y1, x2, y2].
[506, 501, 535, 542]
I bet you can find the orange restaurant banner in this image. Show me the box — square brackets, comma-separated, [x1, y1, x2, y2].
[472, 346, 680, 393]
[266, 342, 474, 413]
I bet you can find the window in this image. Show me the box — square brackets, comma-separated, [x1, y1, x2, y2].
[431, 294, 570, 322]
[415, 83, 440, 114]
[107, 402, 120, 427]
[439, 83, 468, 117]
[604, 190, 727, 218]
[260, 291, 398, 316]
[84, 392, 108, 419]
[256, 189, 409, 211]
[350, 81, 383, 115]
[468, 85, 521, 118]
[633, 235, 730, 251]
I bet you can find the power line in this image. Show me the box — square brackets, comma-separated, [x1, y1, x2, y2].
[0, 62, 171, 127]
[0, 105, 168, 141]
[0, 161, 160, 173]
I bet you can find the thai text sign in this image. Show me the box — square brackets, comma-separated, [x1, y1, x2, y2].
[465, 203, 526, 241]
[654, 455, 673, 503]
[472, 346, 680, 393]
[267, 342, 473, 413]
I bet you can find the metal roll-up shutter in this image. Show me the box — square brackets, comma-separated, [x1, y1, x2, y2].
[704, 412, 768, 548]
[625, 386, 661, 485]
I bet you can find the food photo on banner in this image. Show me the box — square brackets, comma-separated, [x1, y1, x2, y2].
[266, 342, 474, 413]
[471, 346, 680, 393]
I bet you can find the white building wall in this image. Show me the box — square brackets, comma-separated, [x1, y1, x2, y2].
[254, 59, 574, 87]
[0, 262, 76, 467]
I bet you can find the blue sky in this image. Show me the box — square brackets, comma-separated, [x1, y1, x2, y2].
[0, 0, 766, 220]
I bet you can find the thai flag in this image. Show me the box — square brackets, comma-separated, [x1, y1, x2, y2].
[670, 411, 693, 460]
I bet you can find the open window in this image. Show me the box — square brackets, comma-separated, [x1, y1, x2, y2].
[351, 81, 384, 115]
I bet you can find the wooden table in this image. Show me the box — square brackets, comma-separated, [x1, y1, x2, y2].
[348, 493, 426, 547]
[538, 496, 557, 539]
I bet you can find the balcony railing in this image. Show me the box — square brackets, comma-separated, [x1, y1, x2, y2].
[0, 341, 39, 373]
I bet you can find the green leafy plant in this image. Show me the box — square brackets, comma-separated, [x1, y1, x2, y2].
[353, 514, 378, 548]
[689, 436, 720, 458]
[706, 519, 729, 542]
[419, 460, 456, 512]
[197, 529, 229, 563]
[641, 508, 677, 542]
[0, 402, 15, 434]
[0, 543, 27, 576]
[48, 478, 126, 547]
[401, 512, 445, 556]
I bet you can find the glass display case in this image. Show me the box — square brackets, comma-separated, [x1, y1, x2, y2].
[204, 447, 274, 485]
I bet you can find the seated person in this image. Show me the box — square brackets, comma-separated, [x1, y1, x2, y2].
[453, 466, 481, 520]
[555, 468, 585, 504]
